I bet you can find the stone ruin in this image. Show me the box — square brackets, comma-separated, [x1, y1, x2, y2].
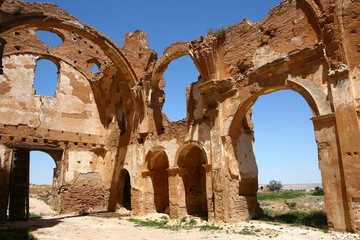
[0, 0, 359, 233]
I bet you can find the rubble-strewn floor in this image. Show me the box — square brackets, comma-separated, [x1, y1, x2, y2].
[1, 198, 359, 240]
[1, 214, 359, 240]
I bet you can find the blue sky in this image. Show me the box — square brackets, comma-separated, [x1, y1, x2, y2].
[24, 0, 321, 185]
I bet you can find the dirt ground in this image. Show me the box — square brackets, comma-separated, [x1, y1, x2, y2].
[1, 197, 359, 240]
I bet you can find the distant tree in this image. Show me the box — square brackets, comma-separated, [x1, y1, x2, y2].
[312, 186, 324, 196]
[267, 180, 283, 192]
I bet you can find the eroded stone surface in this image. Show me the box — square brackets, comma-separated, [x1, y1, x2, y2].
[0, 0, 359, 233]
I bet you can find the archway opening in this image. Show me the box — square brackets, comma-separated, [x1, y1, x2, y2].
[163, 55, 199, 121]
[33, 58, 59, 97]
[250, 90, 324, 225]
[119, 169, 131, 210]
[29, 151, 57, 215]
[179, 146, 208, 218]
[147, 151, 169, 213]
[7, 149, 61, 220]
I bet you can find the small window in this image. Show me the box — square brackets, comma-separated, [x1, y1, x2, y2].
[33, 59, 59, 97]
[36, 30, 63, 47]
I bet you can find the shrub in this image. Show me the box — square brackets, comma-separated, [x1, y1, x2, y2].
[312, 187, 324, 196]
[267, 180, 283, 192]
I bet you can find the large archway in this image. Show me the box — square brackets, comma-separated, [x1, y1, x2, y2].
[145, 149, 169, 213]
[252, 90, 320, 185]
[227, 81, 351, 231]
[178, 145, 208, 218]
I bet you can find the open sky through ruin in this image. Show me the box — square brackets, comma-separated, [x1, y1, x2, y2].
[23, 0, 320, 185]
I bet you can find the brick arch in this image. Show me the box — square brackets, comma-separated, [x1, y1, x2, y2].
[227, 77, 332, 137]
[144, 146, 169, 171]
[151, 41, 191, 88]
[225, 77, 351, 232]
[144, 147, 169, 213]
[175, 141, 208, 168]
[175, 142, 208, 218]
[0, 16, 138, 88]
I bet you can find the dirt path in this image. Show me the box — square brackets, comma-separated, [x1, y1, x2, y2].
[1, 213, 359, 240]
[1, 198, 358, 240]
[29, 197, 55, 216]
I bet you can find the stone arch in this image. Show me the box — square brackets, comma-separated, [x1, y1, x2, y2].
[151, 41, 191, 88]
[175, 141, 208, 168]
[144, 147, 169, 213]
[226, 78, 352, 231]
[0, 14, 138, 88]
[227, 77, 332, 137]
[0, 10, 143, 131]
[176, 143, 208, 218]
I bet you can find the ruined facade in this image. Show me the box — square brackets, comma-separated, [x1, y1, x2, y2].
[0, 0, 359, 233]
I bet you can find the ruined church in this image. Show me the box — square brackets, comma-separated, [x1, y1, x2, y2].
[0, 0, 359, 233]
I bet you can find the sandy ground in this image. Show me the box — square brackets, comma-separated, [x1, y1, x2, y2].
[1, 198, 359, 240]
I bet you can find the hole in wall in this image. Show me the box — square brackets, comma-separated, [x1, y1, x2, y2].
[33, 58, 59, 97]
[163, 55, 199, 121]
[91, 62, 100, 73]
[36, 30, 63, 47]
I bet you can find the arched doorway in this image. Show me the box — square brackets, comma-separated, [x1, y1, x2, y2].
[119, 169, 131, 210]
[178, 145, 208, 218]
[8, 147, 62, 220]
[251, 90, 321, 214]
[227, 82, 350, 231]
[145, 150, 169, 213]
[29, 150, 58, 211]
[252, 90, 320, 184]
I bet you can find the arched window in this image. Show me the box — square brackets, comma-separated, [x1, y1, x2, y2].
[33, 59, 59, 97]
[163, 55, 199, 121]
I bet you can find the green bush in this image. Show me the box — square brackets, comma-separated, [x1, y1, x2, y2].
[267, 180, 283, 192]
[312, 187, 324, 196]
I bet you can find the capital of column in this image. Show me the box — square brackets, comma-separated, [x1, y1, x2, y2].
[167, 168, 186, 177]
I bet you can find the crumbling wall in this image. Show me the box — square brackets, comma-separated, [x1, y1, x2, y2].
[1, 0, 360, 234]
[59, 172, 109, 213]
[0, 1, 132, 217]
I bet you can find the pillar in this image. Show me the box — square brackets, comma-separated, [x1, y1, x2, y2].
[167, 168, 186, 218]
[312, 114, 352, 231]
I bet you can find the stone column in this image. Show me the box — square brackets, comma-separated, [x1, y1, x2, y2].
[167, 168, 186, 218]
[141, 170, 155, 214]
[329, 70, 360, 232]
[203, 164, 214, 221]
[312, 114, 352, 232]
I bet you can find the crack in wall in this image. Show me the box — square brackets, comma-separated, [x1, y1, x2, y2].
[36, 96, 45, 128]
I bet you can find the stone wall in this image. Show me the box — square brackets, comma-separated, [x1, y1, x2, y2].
[0, 0, 359, 233]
